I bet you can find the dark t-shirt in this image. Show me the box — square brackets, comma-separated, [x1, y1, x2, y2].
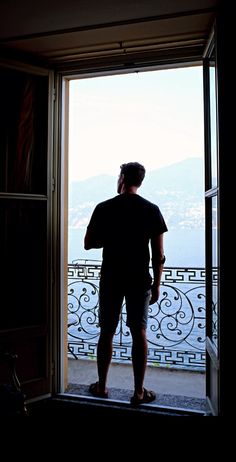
[87, 193, 168, 288]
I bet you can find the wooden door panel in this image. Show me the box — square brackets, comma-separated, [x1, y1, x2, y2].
[0, 62, 53, 402]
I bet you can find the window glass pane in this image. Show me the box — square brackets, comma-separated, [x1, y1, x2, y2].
[0, 199, 48, 328]
[0, 68, 48, 194]
[209, 51, 218, 188]
[212, 195, 218, 350]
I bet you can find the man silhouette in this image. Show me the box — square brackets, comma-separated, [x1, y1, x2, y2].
[84, 162, 167, 404]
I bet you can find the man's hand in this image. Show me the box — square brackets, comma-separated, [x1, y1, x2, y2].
[149, 285, 160, 305]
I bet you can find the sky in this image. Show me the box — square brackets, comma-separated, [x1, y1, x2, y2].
[68, 66, 204, 181]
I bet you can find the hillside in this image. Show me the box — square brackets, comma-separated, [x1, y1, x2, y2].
[69, 157, 205, 231]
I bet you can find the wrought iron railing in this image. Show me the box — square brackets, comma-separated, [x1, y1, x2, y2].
[68, 260, 215, 371]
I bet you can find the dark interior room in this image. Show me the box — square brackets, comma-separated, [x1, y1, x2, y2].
[0, 0, 232, 417]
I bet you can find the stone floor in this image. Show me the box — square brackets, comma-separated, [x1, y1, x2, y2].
[66, 358, 206, 412]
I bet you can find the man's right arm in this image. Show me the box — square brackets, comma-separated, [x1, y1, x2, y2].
[150, 233, 165, 305]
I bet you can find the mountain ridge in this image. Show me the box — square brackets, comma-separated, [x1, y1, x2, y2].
[68, 157, 205, 265]
[69, 157, 204, 205]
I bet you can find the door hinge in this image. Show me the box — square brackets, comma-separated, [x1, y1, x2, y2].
[52, 88, 56, 101]
[52, 177, 55, 192]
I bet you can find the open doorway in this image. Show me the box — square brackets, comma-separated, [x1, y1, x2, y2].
[64, 66, 206, 412]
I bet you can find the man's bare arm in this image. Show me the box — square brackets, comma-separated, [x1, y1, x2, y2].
[84, 228, 92, 250]
[150, 233, 165, 305]
[84, 227, 103, 250]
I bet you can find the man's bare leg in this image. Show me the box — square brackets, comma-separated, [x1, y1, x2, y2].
[96, 329, 114, 394]
[130, 327, 148, 399]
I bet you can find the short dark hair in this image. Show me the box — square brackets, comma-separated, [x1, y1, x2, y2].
[120, 162, 146, 187]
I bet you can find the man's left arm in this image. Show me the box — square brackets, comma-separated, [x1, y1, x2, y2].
[84, 227, 102, 249]
[84, 206, 104, 250]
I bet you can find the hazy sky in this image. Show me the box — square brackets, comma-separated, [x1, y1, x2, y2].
[68, 66, 204, 181]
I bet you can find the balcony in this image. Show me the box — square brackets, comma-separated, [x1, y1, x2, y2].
[66, 260, 214, 412]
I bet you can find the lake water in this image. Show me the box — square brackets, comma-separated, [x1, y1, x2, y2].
[68, 227, 205, 267]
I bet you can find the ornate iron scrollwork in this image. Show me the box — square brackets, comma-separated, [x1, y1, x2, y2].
[68, 261, 216, 370]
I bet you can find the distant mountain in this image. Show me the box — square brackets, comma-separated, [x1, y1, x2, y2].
[142, 157, 204, 197]
[69, 174, 117, 205]
[69, 157, 205, 231]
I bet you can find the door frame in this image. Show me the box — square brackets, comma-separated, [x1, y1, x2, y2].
[58, 62, 208, 411]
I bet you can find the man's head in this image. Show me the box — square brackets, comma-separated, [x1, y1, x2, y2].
[117, 162, 146, 194]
